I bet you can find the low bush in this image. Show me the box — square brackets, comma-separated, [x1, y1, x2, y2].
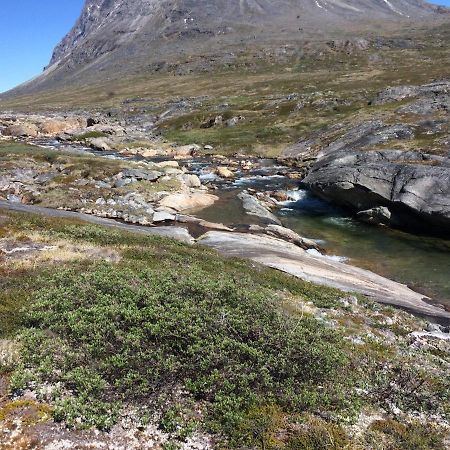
[12, 262, 350, 443]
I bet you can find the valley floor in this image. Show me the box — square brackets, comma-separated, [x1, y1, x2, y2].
[0, 22, 449, 447]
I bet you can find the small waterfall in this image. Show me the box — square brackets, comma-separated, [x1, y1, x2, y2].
[285, 189, 308, 202]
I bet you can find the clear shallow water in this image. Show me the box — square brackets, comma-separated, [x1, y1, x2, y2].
[279, 190, 450, 307]
[198, 183, 450, 309]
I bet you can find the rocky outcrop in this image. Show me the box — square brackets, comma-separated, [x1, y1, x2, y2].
[0, 200, 194, 243]
[372, 80, 450, 105]
[0, 114, 93, 137]
[284, 80, 450, 235]
[303, 148, 450, 234]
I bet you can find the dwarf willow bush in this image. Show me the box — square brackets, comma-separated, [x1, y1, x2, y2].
[13, 262, 349, 440]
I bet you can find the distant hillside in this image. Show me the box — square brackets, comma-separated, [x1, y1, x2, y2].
[1, 0, 448, 100]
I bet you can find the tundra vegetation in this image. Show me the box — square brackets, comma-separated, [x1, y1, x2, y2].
[0, 209, 448, 449]
[0, 5, 449, 449]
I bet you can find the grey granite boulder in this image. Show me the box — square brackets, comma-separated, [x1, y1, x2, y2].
[303, 149, 450, 233]
[238, 192, 281, 225]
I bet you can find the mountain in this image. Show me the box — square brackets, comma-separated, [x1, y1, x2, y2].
[3, 0, 448, 98]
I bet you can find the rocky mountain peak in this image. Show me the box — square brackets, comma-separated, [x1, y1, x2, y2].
[2, 0, 447, 97]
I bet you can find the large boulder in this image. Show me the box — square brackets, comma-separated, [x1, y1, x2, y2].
[357, 207, 392, 226]
[303, 149, 450, 234]
[159, 192, 218, 212]
[3, 123, 39, 137]
[238, 192, 282, 225]
[39, 118, 85, 135]
[216, 167, 235, 178]
[89, 137, 112, 151]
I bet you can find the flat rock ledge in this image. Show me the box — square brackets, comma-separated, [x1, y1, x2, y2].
[0, 200, 194, 244]
[197, 231, 450, 320]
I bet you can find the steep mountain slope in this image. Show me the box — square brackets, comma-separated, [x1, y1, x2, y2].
[2, 0, 447, 97]
[48, 0, 439, 69]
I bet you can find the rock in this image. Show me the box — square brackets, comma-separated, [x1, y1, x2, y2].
[357, 206, 392, 226]
[426, 322, 443, 333]
[303, 148, 450, 234]
[197, 231, 450, 319]
[225, 116, 245, 127]
[397, 95, 450, 115]
[3, 123, 39, 137]
[89, 137, 112, 151]
[159, 192, 219, 212]
[95, 181, 112, 189]
[154, 161, 179, 169]
[283, 120, 414, 160]
[141, 149, 159, 158]
[238, 192, 282, 225]
[327, 38, 370, 53]
[121, 169, 162, 181]
[270, 191, 289, 202]
[39, 118, 82, 135]
[198, 220, 233, 231]
[216, 167, 234, 178]
[264, 224, 322, 251]
[152, 211, 176, 222]
[339, 295, 359, 307]
[372, 81, 450, 105]
[172, 144, 200, 157]
[114, 178, 133, 188]
[286, 172, 304, 180]
[201, 115, 223, 128]
[182, 174, 202, 188]
[6, 194, 21, 203]
[95, 198, 107, 206]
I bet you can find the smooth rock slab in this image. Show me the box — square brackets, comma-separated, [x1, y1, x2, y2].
[198, 231, 450, 319]
[159, 192, 219, 212]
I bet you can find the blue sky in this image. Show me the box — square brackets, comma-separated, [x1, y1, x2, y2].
[0, 0, 449, 94]
[0, 1, 84, 93]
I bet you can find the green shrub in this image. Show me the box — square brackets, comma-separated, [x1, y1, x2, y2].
[13, 262, 349, 439]
[369, 419, 446, 450]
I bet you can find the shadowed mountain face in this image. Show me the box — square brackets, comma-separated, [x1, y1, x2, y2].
[2, 0, 447, 97]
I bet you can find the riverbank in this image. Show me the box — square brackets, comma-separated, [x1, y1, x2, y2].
[0, 208, 449, 449]
[1, 136, 450, 319]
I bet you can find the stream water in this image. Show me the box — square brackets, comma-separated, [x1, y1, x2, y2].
[33, 139, 450, 309]
[191, 164, 450, 309]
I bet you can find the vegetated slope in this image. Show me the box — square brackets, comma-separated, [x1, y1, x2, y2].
[1, 211, 449, 449]
[2, 0, 447, 98]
